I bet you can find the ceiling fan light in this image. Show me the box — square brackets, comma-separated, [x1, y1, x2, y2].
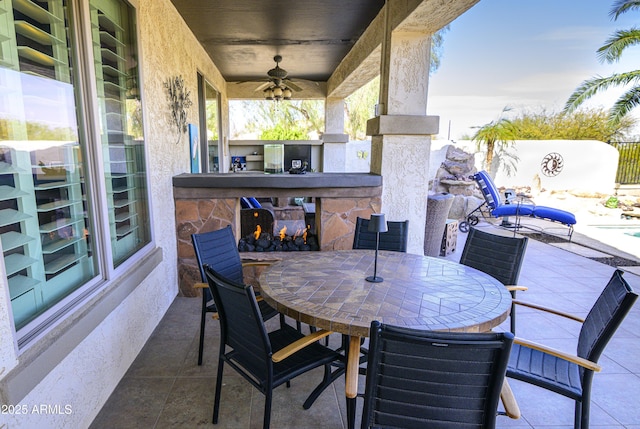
[261, 56, 296, 101]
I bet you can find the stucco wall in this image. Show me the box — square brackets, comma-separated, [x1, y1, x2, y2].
[0, 0, 227, 427]
[349, 138, 620, 195]
[345, 140, 372, 172]
[431, 139, 620, 194]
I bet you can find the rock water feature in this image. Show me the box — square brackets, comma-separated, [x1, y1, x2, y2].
[431, 145, 484, 222]
[432, 145, 477, 195]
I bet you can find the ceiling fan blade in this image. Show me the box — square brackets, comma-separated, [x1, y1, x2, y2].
[254, 81, 272, 92]
[234, 77, 269, 84]
[283, 79, 302, 92]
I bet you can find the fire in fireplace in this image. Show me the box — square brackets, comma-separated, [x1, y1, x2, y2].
[238, 220, 319, 251]
[238, 209, 319, 252]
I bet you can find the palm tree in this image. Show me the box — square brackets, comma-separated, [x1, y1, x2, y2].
[564, 0, 640, 124]
[471, 109, 517, 174]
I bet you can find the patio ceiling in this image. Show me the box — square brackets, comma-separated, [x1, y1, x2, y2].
[170, 0, 385, 98]
[170, 0, 480, 99]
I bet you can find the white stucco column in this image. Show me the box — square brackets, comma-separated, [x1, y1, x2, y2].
[367, 6, 439, 255]
[322, 97, 349, 172]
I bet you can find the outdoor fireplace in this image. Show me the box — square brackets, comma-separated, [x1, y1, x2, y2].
[173, 171, 382, 296]
[238, 208, 319, 251]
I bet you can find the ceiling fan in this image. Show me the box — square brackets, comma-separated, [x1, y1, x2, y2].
[253, 55, 303, 100]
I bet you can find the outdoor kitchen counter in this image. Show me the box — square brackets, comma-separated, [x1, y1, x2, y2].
[172, 172, 382, 198]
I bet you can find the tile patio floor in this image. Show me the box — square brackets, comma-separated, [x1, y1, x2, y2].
[90, 223, 640, 428]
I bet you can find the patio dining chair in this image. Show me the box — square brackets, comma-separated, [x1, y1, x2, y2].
[361, 320, 514, 429]
[459, 226, 529, 333]
[204, 265, 343, 429]
[191, 225, 279, 365]
[507, 269, 638, 429]
[352, 216, 409, 252]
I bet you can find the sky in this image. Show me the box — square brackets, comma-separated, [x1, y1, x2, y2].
[427, 0, 640, 140]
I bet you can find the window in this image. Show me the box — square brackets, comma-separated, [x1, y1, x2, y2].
[89, 0, 150, 264]
[0, 0, 149, 333]
[205, 82, 220, 173]
[197, 74, 220, 172]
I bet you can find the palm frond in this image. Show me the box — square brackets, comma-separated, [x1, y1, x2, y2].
[564, 71, 640, 113]
[609, 86, 640, 124]
[472, 118, 517, 144]
[565, 75, 611, 112]
[597, 28, 640, 63]
[610, 0, 640, 20]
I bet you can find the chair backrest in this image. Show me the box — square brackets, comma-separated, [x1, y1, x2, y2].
[577, 269, 638, 365]
[474, 170, 503, 210]
[352, 217, 409, 252]
[204, 265, 272, 377]
[459, 227, 528, 286]
[192, 226, 244, 301]
[361, 321, 514, 429]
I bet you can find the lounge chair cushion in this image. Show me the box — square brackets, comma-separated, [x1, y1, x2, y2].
[240, 197, 263, 209]
[474, 171, 576, 226]
[491, 204, 535, 218]
[248, 197, 262, 208]
[532, 206, 576, 225]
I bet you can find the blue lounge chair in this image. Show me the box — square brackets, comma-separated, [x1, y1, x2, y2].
[459, 170, 576, 238]
[240, 197, 262, 209]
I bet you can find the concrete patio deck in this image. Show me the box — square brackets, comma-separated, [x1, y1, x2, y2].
[90, 223, 640, 428]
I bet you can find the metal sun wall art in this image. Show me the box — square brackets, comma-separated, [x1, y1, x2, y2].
[164, 75, 193, 144]
[541, 152, 564, 177]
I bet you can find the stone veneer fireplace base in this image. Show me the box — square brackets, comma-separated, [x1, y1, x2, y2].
[173, 172, 382, 296]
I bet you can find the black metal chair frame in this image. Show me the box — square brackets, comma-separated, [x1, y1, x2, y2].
[191, 226, 278, 365]
[459, 226, 529, 334]
[205, 265, 343, 429]
[361, 320, 514, 429]
[507, 269, 638, 429]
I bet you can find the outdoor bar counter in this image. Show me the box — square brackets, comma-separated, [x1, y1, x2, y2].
[172, 172, 382, 198]
[173, 172, 383, 295]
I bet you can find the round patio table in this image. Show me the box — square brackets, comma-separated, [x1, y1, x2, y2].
[259, 250, 513, 429]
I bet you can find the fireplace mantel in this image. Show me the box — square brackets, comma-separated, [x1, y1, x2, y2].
[174, 172, 383, 296]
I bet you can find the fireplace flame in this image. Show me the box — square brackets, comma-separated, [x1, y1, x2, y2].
[240, 222, 318, 252]
[291, 226, 309, 243]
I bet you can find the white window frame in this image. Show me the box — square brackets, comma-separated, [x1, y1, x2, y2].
[0, 0, 158, 405]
